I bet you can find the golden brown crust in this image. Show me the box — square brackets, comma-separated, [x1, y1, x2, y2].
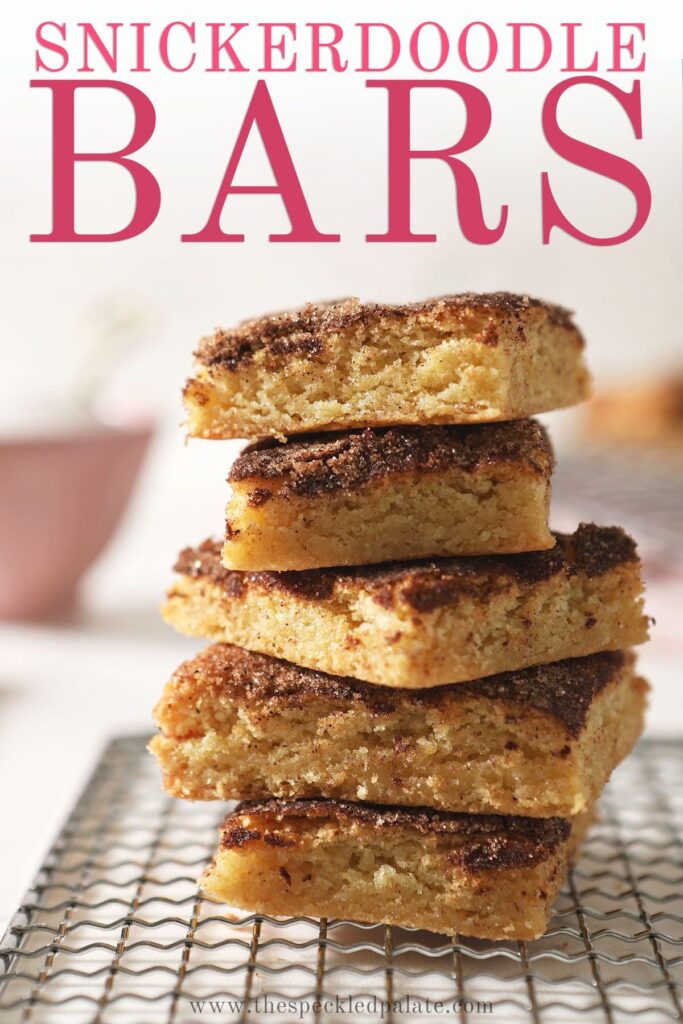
[161, 644, 627, 740]
[197, 293, 580, 371]
[229, 421, 553, 502]
[220, 798, 571, 872]
[174, 524, 638, 614]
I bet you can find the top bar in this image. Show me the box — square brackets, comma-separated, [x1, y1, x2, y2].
[184, 292, 591, 439]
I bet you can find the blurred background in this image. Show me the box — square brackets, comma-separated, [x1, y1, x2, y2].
[0, 0, 681, 927]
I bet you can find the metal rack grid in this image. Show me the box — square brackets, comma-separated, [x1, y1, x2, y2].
[1, 736, 682, 1024]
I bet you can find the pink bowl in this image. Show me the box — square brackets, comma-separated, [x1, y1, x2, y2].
[0, 422, 153, 619]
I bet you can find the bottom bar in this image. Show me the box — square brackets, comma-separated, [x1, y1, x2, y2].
[202, 798, 591, 941]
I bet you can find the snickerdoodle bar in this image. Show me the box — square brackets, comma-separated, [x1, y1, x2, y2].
[202, 798, 592, 940]
[223, 421, 554, 570]
[162, 524, 648, 688]
[151, 646, 646, 817]
[184, 294, 590, 439]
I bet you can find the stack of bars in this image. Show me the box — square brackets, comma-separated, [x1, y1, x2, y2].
[151, 293, 650, 940]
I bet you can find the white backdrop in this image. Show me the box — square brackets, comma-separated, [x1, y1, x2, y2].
[2, 0, 682, 408]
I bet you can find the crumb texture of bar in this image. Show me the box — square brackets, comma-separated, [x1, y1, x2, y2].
[163, 524, 649, 687]
[202, 798, 591, 940]
[185, 293, 590, 438]
[151, 646, 647, 816]
[223, 421, 554, 569]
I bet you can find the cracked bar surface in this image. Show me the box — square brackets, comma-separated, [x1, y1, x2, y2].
[151, 646, 647, 817]
[162, 524, 648, 688]
[223, 420, 554, 569]
[184, 293, 590, 438]
[202, 797, 592, 940]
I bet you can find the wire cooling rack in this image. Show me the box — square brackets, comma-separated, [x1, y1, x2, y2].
[1, 736, 682, 1024]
